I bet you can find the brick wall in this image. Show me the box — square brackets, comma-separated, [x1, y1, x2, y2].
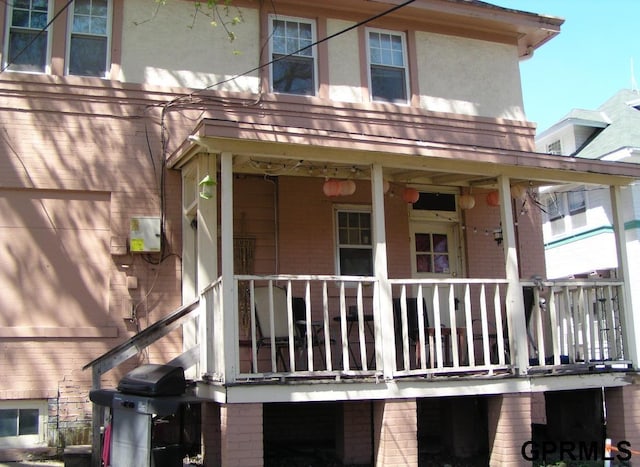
[202, 402, 221, 466]
[487, 393, 531, 466]
[605, 385, 640, 454]
[373, 398, 418, 467]
[0, 81, 189, 449]
[220, 403, 263, 467]
[338, 401, 372, 465]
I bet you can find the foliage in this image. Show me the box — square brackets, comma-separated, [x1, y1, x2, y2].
[139, 0, 244, 43]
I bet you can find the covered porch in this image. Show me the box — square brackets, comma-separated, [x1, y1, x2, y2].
[168, 112, 640, 389]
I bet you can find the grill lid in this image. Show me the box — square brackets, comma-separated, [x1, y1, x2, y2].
[117, 364, 186, 396]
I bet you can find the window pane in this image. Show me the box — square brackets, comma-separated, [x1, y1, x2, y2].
[69, 35, 107, 76]
[433, 234, 448, 253]
[546, 196, 562, 220]
[92, 17, 107, 35]
[416, 254, 432, 273]
[73, 15, 91, 33]
[33, 0, 48, 10]
[0, 410, 18, 437]
[339, 248, 373, 276]
[434, 254, 449, 273]
[8, 31, 47, 72]
[371, 65, 406, 103]
[272, 55, 314, 95]
[18, 409, 39, 436]
[568, 190, 585, 213]
[299, 22, 311, 40]
[14, 0, 31, 9]
[93, 0, 109, 16]
[31, 11, 48, 29]
[415, 233, 431, 252]
[74, 0, 91, 15]
[12, 10, 30, 27]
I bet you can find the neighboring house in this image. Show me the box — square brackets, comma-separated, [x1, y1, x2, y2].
[3, 1, 640, 466]
[536, 89, 640, 280]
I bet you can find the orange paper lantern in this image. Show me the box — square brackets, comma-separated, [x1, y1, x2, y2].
[339, 179, 356, 196]
[323, 179, 341, 197]
[486, 191, 500, 207]
[402, 187, 420, 204]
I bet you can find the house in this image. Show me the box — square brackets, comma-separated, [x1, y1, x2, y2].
[2, 1, 640, 466]
[536, 88, 640, 279]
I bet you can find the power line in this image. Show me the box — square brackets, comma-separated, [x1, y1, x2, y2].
[163, 0, 416, 108]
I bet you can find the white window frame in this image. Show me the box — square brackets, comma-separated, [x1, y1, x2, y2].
[547, 139, 562, 155]
[567, 187, 587, 215]
[335, 206, 373, 277]
[0, 400, 47, 448]
[3, 0, 53, 74]
[366, 27, 409, 104]
[268, 14, 318, 96]
[65, 0, 113, 78]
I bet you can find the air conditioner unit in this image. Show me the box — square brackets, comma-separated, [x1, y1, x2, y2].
[129, 217, 161, 253]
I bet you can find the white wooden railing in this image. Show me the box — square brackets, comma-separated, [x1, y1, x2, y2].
[198, 275, 631, 382]
[521, 279, 628, 368]
[389, 279, 511, 376]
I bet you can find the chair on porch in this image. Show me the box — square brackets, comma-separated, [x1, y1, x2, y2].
[393, 297, 429, 368]
[291, 297, 334, 369]
[253, 285, 302, 372]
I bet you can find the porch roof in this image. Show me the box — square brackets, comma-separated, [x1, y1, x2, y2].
[169, 116, 640, 189]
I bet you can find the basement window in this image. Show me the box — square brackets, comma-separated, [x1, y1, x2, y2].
[0, 400, 47, 449]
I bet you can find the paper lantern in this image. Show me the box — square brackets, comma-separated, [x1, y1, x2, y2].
[322, 179, 341, 197]
[402, 187, 420, 204]
[486, 191, 500, 207]
[383, 179, 390, 194]
[339, 179, 356, 196]
[510, 184, 528, 200]
[458, 194, 476, 210]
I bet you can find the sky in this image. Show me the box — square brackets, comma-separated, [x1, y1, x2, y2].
[488, 0, 639, 133]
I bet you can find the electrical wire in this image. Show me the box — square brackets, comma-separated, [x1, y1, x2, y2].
[161, 0, 416, 109]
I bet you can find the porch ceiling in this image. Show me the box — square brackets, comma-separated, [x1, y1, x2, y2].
[170, 120, 640, 189]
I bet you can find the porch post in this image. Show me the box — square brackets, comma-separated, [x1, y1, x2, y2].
[371, 163, 395, 379]
[196, 155, 218, 377]
[220, 152, 237, 383]
[497, 176, 528, 375]
[610, 185, 639, 366]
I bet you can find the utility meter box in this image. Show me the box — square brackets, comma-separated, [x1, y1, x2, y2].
[130, 217, 161, 253]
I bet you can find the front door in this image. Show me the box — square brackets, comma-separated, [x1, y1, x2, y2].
[409, 221, 461, 327]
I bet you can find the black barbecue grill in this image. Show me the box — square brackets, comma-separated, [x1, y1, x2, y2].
[90, 364, 201, 467]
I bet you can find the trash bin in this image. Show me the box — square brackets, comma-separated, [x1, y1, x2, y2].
[90, 364, 200, 467]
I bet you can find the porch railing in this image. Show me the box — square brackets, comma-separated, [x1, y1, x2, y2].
[388, 279, 511, 376]
[521, 279, 629, 369]
[200, 275, 632, 382]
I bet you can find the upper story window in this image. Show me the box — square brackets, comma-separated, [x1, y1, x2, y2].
[67, 0, 111, 77]
[367, 29, 408, 104]
[547, 140, 562, 155]
[5, 0, 51, 73]
[567, 188, 586, 215]
[270, 16, 316, 96]
[336, 209, 372, 276]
